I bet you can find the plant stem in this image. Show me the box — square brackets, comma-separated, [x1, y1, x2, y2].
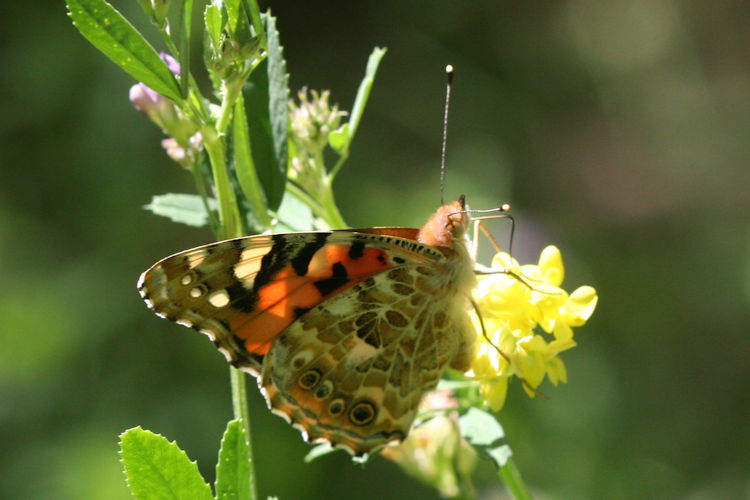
[230, 366, 257, 499]
[498, 457, 532, 500]
[202, 126, 243, 240]
[286, 182, 347, 229]
[209, 119, 256, 498]
[319, 181, 347, 229]
[216, 79, 244, 134]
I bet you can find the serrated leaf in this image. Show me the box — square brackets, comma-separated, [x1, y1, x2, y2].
[119, 427, 214, 500]
[215, 420, 253, 500]
[66, 0, 181, 102]
[264, 14, 289, 209]
[458, 408, 512, 468]
[144, 193, 217, 227]
[204, 4, 222, 53]
[241, 8, 289, 215]
[256, 14, 289, 210]
[232, 94, 270, 226]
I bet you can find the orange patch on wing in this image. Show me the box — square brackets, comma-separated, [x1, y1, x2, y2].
[232, 243, 393, 355]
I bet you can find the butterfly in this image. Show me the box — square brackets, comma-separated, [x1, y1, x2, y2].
[138, 195, 480, 456]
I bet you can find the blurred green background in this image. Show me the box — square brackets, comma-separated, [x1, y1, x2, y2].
[2, 1, 749, 498]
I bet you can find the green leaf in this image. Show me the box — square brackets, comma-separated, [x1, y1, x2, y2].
[204, 3, 222, 51]
[232, 94, 270, 226]
[241, 12, 289, 212]
[224, 0, 241, 35]
[66, 0, 181, 102]
[264, 12, 289, 210]
[331, 47, 387, 153]
[119, 427, 214, 500]
[458, 407, 512, 468]
[144, 193, 217, 227]
[215, 420, 253, 500]
[276, 191, 314, 231]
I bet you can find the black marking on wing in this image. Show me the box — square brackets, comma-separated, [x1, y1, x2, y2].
[252, 233, 331, 290]
[290, 233, 330, 276]
[348, 241, 365, 259]
[313, 261, 349, 296]
[293, 306, 311, 319]
[225, 279, 257, 313]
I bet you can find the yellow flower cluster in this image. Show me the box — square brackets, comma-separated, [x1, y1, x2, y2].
[468, 246, 598, 411]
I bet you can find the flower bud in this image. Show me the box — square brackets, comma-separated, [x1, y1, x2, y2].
[289, 88, 346, 155]
[129, 53, 197, 146]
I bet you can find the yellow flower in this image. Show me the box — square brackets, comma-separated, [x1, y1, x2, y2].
[467, 246, 598, 410]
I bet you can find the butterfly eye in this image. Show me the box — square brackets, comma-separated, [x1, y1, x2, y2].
[349, 401, 376, 426]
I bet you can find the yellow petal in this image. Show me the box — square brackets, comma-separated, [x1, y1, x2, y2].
[562, 286, 599, 326]
[552, 320, 574, 343]
[484, 376, 509, 411]
[539, 245, 564, 286]
[546, 357, 568, 385]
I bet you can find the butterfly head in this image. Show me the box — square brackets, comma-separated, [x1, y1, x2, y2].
[416, 195, 470, 249]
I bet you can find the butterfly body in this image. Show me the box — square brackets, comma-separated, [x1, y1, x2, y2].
[138, 198, 477, 455]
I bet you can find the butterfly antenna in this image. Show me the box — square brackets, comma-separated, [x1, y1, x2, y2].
[440, 65, 454, 206]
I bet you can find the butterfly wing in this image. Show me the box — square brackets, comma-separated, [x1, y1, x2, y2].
[260, 253, 477, 455]
[138, 228, 477, 455]
[139, 232, 418, 371]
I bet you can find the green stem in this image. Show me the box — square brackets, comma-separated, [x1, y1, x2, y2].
[208, 122, 256, 498]
[319, 179, 347, 229]
[230, 366, 257, 499]
[188, 159, 220, 233]
[498, 457, 532, 500]
[286, 182, 347, 229]
[216, 79, 244, 134]
[159, 27, 180, 61]
[202, 126, 243, 240]
[328, 148, 349, 180]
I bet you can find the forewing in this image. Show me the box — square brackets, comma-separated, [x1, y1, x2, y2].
[137, 231, 444, 374]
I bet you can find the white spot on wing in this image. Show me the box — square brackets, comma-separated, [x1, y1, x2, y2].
[234, 243, 273, 287]
[187, 250, 207, 269]
[208, 289, 230, 308]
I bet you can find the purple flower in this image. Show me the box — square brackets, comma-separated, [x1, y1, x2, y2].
[128, 52, 198, 147]
[159, 52, 181, 77]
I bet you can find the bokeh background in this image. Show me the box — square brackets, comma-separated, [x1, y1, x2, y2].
[2, 1, 749, 498]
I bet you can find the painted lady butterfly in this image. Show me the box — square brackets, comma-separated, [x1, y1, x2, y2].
[138, 196, 480, 456]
